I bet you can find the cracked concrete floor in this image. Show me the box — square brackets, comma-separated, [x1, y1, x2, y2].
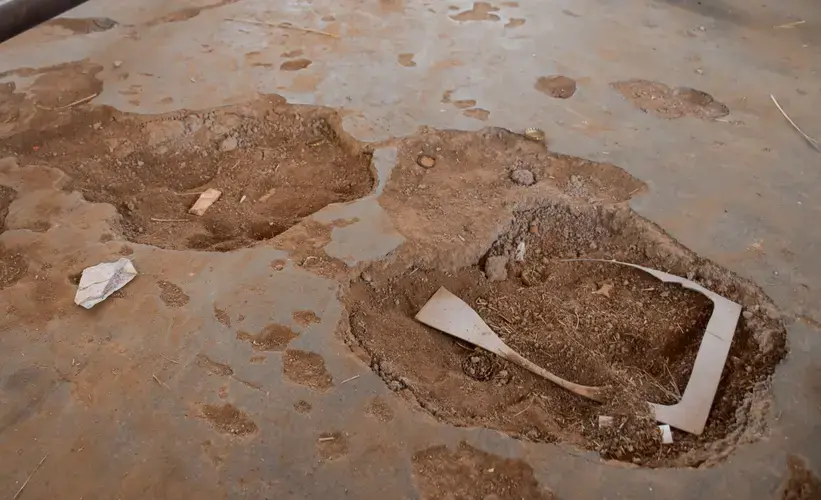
[1, 0, 820, 498]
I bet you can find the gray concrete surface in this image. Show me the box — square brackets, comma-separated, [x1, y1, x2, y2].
[0, 0, 820, 498]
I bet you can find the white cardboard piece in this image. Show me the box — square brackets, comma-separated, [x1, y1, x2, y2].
[74, 258, 138, 309]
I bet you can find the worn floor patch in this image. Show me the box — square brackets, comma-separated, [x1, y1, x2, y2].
[611, 79, 729, 120]
[200, 403, 258, 436]
[283, 349, 333, 389]
[412, 442, 554, 499]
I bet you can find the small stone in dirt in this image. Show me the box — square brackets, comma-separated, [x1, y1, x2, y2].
[416, 154, 436, 168]
[484, 255, 508, 282]
[220, 136, 238, 152]
[361, 271, 373, 283]
[598, 415, 614, 428]
[510, 169, 535, 186]
[388, 380, 404, 391]
[461, 352, 494, 381]
[742, 310, 753, 320]
[592, 283, 613, 298]
[113, 60, 122, 68]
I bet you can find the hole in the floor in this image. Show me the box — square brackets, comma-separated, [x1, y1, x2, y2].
[67, 271, 82, 285]
[347, 203, 786, 467]
[1, 97, 374, 251]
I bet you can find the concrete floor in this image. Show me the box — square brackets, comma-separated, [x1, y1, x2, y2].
[1, 0, 820, 498]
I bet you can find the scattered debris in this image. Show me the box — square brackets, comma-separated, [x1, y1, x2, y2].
[523, 127, 545, 143]
[510, 169, 535, 186]
[340, 374, 361, 384]
[220, 136, 238, 152]
[598, 415, 614, 428]
[74, 258, 138, 309]
[189, 188, 222, 216]
[461, 352, 494, 381]
[514, 241, 526, 262]
[484, 255, 508, 282]
[416, 154, 436, 168]
[12, 453, 49, 500]
[416, 287, 605, 401]
[592, 283, 613, 298]
[565, 259, 742, 434]
[770, 95, 821, 152]
[659, 424, 674, 444]
[226, 18, 340, 38]
[774, 20, 805, 29]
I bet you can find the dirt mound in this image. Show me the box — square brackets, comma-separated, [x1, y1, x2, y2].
[347, 203, 786, 467]
[0, 97, 374, 251]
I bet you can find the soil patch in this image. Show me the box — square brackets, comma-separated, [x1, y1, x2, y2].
[0, 249, 27, 289]
[612, 79, 729, 120]
[535, 75, 577, 99]
[237, 324, 298, 351]
[0, 92, 373, 251]
[0, 185, 15, 232]
[294, 400, 312, 413]
[347, 203, 786, 467]
[781, 455, 821, 500]
[412, 442, 553, 500]
[280, 59, 312, 71]
[316, 432, 348, 460]
[283, 349, 333, 389]
[200, 403, 257, 436]
[365, 396, 394, 422]
[157, 280, 189, 307]
[292, 310, 320, 326]
[213, 304, 231, 327]
[451, 2, 501, 21]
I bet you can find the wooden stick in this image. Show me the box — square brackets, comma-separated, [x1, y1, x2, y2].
[340, 375, 360, 384]
[153, 374, 170, 389]
[13, 453, 48, 500]
[770, 95, 821, 152]
[150, 218, 191, 223]
[55, 93, 99, 110]
[226, 18, 339, 38]
[774, 20, 805, 29]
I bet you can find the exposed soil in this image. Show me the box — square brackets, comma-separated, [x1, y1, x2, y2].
[236, 324, 298, 351]
[0, 249, 27, 290]
[294, 400, 313, 413]
[292, 310, 320, 326]
[535, 76, 577, 99]
[412, 442, 554, 500]
[283, 349, 333, 389]
[280, 59, 313, 71]
[781, 455, 821, 500]
[612, 79, 730, 120]
[398, 53, 417, 67]
[200, 403, 258, 436]
[365, 396, 395, 422]
[196, 354, 234, 377]
[347, 203, 786, 467]
[451, 2, 501, 21]
[0, 95, 374, 251]
[316, 432, 349, 460]
[0, 185, 15, 232]
[157, 280, 190, 307]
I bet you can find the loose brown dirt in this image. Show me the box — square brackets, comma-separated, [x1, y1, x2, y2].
[612, 79, 729, 120]
[0, 185, 15, 232]
[0, 249, 27, 290]
[348, 203, 786, 467]
[413, 442, 554, 500]
[535, 75, 577, 99]
[200, 403, 258, 436]
[236, 324, 298, 351]
[781, 455, 821, 500]
[44, 17, 118, 34]
[0, 94, 374, 252]
[157, 280, 190, 307]
[316, 432, 349, 460]
[283, 349, 333, 389]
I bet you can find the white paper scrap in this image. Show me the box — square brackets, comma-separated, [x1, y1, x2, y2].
[74, 258, 138, 309]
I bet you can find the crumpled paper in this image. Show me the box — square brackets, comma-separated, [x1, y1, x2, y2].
[74, 258, 138, 309]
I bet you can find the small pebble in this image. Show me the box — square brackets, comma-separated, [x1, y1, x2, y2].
[742, 310, 753, 320]
[484, 255, 508, 282]
[220, 136, 238, 152]
[416, 155, 436, 168]
[113, 60, 122, 68]
[510, 169, 535, 186]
